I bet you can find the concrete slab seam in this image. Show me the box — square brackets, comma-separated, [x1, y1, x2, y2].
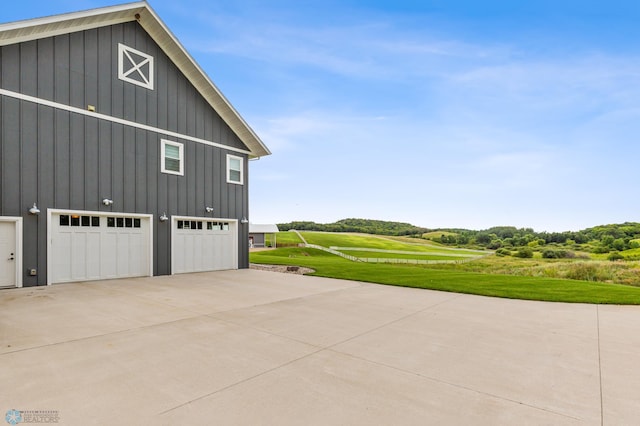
[157, 345, 329, 416]
[0, 311, 204, 355]
[326, 348, 583, 422]
[206, 290, 463, 351]
[597, 305, 604, 426]
[158, 293, 465, 415]
[197, 283, 367, 317]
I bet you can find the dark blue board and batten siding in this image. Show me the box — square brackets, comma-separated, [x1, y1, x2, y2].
[0, 21, 250, 286]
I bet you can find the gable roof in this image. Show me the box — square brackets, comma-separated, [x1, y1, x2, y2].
[0, 1, 270, 158]
[249, 224, 280, 234]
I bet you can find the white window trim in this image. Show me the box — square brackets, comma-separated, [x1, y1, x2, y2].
[161, 140, 184, 176]
[227, 154, 244, 185]
[118, 43, 154, 90]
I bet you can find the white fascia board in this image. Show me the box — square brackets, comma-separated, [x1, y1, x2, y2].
[0, 2, 147, 46]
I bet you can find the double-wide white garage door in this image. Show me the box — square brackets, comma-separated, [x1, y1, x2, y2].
[48, 210, 238, 284]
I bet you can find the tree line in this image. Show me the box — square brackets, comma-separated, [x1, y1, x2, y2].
[278, 219, 640, 255]
[437, 223, 640, 253]
[277, 218, 429, 236]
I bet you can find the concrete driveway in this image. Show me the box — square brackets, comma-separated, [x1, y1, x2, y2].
[1, 270, 638, 425]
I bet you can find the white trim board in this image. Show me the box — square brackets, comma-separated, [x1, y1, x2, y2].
[0, 88, 252, 156]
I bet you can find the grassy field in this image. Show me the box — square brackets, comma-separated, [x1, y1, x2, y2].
[270, 231, 304, 246]
[422, 231, 458, 240]
[250, 248, 640, 304]
[427, 256, 640, 287]
[621, 247, 640, 259]
[252, 231, 640, 304]
[337, 250, 470, 261]
[297, 231, 483, 255]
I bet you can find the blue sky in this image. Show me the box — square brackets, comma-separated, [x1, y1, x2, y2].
[3, 1, 640, 232]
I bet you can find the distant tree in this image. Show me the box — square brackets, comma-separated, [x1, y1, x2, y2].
[475, 232, 492, 245]
[456, 234, 470, 245]
[601, 235, 615, 247]
[612, 238, 626, 251]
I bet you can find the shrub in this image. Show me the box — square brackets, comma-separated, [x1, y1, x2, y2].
[515, 247, 534, 258]
[608, 252, 624, 261]
[564, 262, 613, 282]
[542, 249, 576, 259]
[487, 239, 502, 249]
[542, 249, 559, 259]
[495, 248, 511, 257]
[592, 245, 610, 254]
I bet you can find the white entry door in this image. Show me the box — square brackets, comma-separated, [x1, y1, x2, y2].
[172, 217, 238, 274]
[0, 221, 17, 287]
[49, 211, 152, 284]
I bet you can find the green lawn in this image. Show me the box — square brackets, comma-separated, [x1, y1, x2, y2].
[273, 231, 304, 245]
[250, 247, 640, 304]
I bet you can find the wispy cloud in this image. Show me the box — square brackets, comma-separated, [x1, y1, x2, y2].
[164, 0, 640, 229]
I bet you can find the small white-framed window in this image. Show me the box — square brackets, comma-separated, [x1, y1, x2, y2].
[227, 154, 244, 185]
[161, 140, 184, 176]
[118, 43, 154, 90]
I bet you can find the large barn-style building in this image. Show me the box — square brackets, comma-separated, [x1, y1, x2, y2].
[0, 2, 270, 287]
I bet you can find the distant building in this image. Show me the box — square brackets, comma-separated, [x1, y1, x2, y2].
[0, 2, 270, 287]
[249, 224, 280, 248]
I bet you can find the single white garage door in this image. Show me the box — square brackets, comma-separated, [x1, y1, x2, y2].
[49, 211, 152, 284]
[172, 217, 237, 274]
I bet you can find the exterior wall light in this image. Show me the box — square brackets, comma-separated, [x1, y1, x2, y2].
[240, 217, 249, 224]
[29, 203, 40, 215]
[102, 198, 114, 206]
[205, 206, 214, 213]
[159, 213, 169, 222]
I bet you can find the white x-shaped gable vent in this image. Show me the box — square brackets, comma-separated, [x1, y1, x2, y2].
[118, 43, 154, 90]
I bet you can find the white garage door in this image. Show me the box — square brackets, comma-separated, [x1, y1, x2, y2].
[49, 211, 152, 284]
[172, 217, 237, 274]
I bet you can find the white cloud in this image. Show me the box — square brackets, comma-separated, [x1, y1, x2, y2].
[167, 1, 640, 230]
